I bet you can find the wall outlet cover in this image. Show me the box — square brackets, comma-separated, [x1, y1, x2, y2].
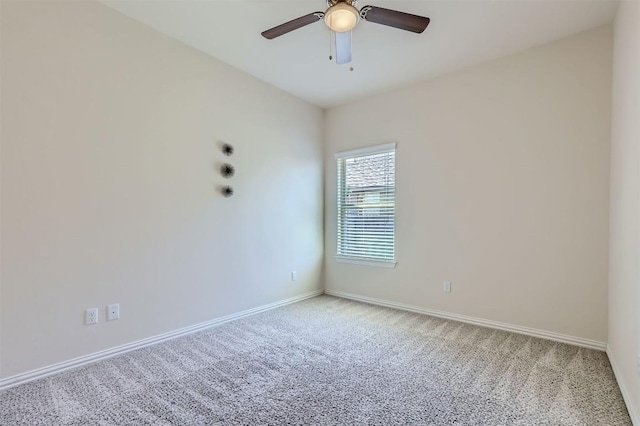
[85, 308, 99, 325]
[107, 303, 120, 321]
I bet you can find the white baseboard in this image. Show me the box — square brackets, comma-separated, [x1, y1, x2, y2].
[324, 290, 607, 351]
[607, 346, 640, 425]
[0, 290, 323, 391]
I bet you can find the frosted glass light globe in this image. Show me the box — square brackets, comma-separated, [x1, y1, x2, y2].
[324, 3, 359, 32]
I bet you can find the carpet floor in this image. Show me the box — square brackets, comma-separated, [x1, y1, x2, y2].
[0, 295, 632, 425]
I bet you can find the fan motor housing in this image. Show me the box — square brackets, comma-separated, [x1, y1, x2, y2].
[327, 0, 358, 7]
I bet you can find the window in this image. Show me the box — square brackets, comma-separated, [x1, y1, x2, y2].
[335, 143, 396, 267]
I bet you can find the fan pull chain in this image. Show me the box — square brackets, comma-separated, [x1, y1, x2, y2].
[329, 31, 333, 61]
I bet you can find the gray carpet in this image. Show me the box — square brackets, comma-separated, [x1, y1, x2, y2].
[0, 295, 632, 425]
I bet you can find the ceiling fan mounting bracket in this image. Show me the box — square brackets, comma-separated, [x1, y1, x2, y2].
[359, 6, 372, 20]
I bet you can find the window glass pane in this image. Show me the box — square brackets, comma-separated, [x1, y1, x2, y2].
[337, 147, 395, 262]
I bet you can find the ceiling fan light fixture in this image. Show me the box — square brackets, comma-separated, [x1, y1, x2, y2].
[324, 2, 359, 32]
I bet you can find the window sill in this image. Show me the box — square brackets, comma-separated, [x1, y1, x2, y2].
[334, 256, 397, 268]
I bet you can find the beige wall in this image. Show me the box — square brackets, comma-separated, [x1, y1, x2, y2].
[608, 1, 640, 423]
[0, 1, 324, 378]
[325, 26, 613, 343]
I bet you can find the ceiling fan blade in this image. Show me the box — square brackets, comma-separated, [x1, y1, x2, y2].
[335, 31, 352, 64]
[261, 12, 324, 39]
[360, 6, 430, 33]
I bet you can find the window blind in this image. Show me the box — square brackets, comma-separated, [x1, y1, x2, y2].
[336, 144, 395, 263]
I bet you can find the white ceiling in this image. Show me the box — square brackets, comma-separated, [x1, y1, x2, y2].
[102, 0, 618, 108]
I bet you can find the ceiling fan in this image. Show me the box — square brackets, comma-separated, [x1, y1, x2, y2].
[261, 0, 430, 65]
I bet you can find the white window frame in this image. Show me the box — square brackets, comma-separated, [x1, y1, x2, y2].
[335, 143, 397, 268]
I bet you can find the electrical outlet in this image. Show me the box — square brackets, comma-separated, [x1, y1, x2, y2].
[443, 281, 451, 293]
[291, 271, 297, 281]
[85, 308, 99, 325]
[107, 303, 120, 321]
